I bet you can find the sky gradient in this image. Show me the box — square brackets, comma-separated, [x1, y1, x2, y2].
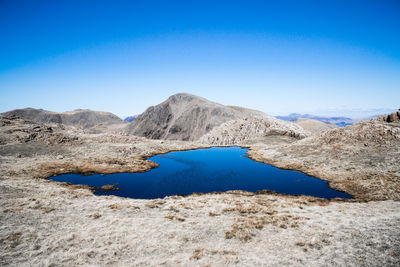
[0, 0, 399, 118]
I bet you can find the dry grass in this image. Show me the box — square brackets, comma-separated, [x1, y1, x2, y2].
[91, 213, 101, 219]
[109, 203, 123, 210]
[222, 201, 276, 215]
[175, 216, 186, 222]
[164, 215, 175, 220]
[179, 203, 192, 209]
[168, 205, 180, 213]
[190, 248, 205, 260]
[164, 215, 186, 222]
[145, 199, 166, 209]
[190, 248, 238, 260]
[222, 200, 303, 241]
[41, 206, 55, 213]
[225, 213, 302, 241]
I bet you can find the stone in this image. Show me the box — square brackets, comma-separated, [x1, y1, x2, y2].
[99, 185, 118, 191]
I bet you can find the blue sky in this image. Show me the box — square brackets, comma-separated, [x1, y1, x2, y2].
[0, 0, 399, 118]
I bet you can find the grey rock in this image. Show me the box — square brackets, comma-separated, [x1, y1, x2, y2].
[125, 93, 305, 142]
[385, 109, 400, 123]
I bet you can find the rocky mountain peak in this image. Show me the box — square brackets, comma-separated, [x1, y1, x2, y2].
[125, 93, 306, 142]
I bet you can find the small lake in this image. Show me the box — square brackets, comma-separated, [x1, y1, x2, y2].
[50, 147, 351, 199]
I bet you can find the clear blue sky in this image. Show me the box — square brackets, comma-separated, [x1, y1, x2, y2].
[0, 0, 399, 118]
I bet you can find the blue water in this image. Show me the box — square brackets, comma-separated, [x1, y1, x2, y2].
[50, 147, 351, 199]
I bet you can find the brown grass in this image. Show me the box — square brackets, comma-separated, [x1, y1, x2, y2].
[190, 248, 205, 260]
[224, 211, 303, 241]
[179, 203, 192, 210]
[109, 203, 123, 210]
[190, 248, 237, 260]
[164, 215, 186, 222]
[168, 206, 180, 213]
[34, 156, 158, 179]
[91, 213, 101, 219]
[175, 216, 186, 222]
[146, 199, 166, 209]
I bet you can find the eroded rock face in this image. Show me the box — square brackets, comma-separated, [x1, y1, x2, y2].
[126, 102, 174, 139]
[125, 93, 306, 142]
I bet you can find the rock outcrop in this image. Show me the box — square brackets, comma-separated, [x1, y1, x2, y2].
[378, 109, 400, 123]
[309, 118, 400, 145]
[199, 116, 306, 145]
[0, 115, 79, 152]
[125, 93, 306, 142]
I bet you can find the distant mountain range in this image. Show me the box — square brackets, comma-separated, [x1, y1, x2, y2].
[275, 113, 357, 127]
[124, 115, 138, 122]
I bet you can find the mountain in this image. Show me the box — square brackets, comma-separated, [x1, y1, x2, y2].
[276, 113, 355, 127]
[1, 108, 63, 124]
[1, 108, 124, 129]
[125, 93, 306, 142]
[124, 115, 138, 122]
[292, 118, 338, 134]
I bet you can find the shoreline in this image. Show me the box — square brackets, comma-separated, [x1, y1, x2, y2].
[46, 145, 355, 202]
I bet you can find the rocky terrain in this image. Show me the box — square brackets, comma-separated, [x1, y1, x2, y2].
[200, 116, 306, 145]
[1, 98, 399, 266]
[248, 110, 400, 201]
